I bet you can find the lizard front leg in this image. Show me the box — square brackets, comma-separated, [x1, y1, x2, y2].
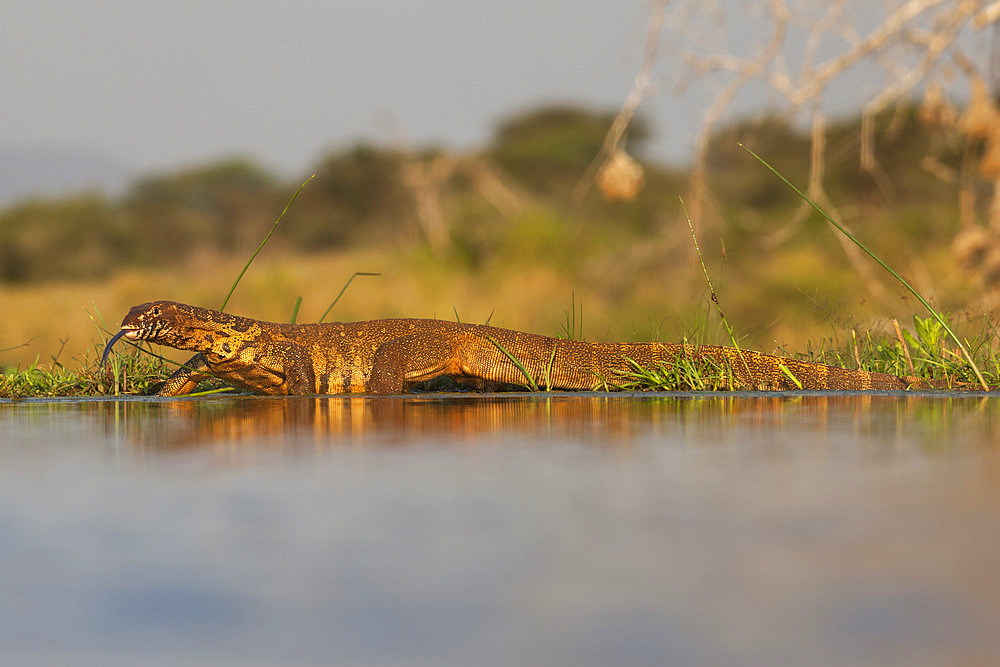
[160, 343, 314, 396]
[214, 340, 315, 395]
[158, 353, 212, 396]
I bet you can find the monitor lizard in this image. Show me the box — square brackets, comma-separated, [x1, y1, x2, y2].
[102, 300, 960, 395]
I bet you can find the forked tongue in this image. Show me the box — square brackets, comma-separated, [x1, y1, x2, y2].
[101, 329, 131, 368]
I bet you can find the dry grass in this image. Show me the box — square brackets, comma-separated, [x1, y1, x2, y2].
[0, 247, 644, 370]
[0, 227, 985, 378]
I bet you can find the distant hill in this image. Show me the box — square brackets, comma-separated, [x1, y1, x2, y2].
[0, 145, 132, 205]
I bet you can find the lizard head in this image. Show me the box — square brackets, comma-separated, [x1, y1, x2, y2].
[101, 301, 201, 367]
[117, 300, 189, 345]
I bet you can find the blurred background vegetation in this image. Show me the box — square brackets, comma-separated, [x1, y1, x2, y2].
[0, 101, 996, 370]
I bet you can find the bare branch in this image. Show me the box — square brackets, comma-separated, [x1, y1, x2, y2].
[573, 0, 667, 202]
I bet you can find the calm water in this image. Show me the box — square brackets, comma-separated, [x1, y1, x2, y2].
[1, 392, 999, 665]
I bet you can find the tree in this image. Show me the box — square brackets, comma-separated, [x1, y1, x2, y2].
[594, 0, 1000, 297]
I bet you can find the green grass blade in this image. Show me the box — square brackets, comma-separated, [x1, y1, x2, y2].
[679, 196, 751, 377]
[544, 344, 558, 391]
[485, 335, 539, 391]
[777, 363, 803, 390]
[181, 387, 236, 397]
[318, 272, 381, 323]
[740, 144, 989, 391]
[219, 173, 315, 312]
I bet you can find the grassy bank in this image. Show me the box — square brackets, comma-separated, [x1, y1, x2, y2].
[1, 104, 996, 396]
[1, 238, 996, 398]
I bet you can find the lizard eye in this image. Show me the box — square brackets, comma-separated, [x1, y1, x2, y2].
[151, 306, 161, 317]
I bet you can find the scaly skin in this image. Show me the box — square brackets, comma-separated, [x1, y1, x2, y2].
[106, 300, 952, 396]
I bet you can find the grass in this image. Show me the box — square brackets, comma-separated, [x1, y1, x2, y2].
[0, 338, 172, 399]
[616, 316, 1000, 392]
[614, 150, 1000, 393]
[1, 148, 997, 397]
[219, 173, 315, 312]
[621, 150, 1000, 393]
[0, 176, 319, 399]
[620, 350, 736, 392]
[805, 314, 1000, 386]
[3, 301, 998, 399]
[617, 148, 1000, 392]
[741, 145, 989, 390]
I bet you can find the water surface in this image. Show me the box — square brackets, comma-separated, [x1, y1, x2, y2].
[1, 392, 999, 665]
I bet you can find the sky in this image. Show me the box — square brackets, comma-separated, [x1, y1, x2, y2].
[1, 1, 656, 189]
[0, 1, 991, 201]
